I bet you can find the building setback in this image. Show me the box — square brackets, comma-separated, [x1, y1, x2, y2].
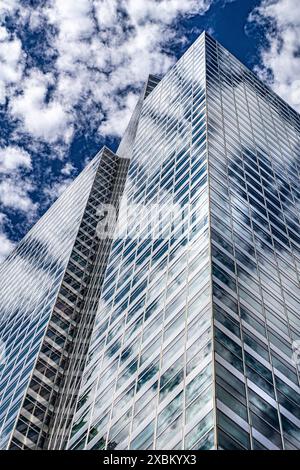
[0, 32, 299, 450]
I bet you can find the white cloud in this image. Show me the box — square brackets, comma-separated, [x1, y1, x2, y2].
[0, 0, 215, 178]
[0, 213, 15, 263]
[10, 69, 73, 143]
[0, 26, 25, 104]
[0, 26, 8, 41]
[0, 178, 37, 213]
[0, 231, 15, 263]
[61, 162, 75, 176]
[0, 145, 35, 215]
[24, 0, 211, 147]
[2, 0, 213, 147]
[126, 0, 211, 24]
[99, 91, 139, 137]
[0, 0, 19, 16]
[46, 1, 95, 41]
[43, 178, 73, 202]
[249, 0, 300, 111]
[0, 146, 31, 173]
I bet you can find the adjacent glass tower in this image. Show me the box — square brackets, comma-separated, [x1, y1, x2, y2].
[0, 32, 300, 450]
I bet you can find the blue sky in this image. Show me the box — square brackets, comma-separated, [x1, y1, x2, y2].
[0, 0, 299, 261]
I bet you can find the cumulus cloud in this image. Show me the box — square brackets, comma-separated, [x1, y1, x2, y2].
[0, 26, 25, 104]
[0, 213, 15, 263]
[10, 69, 73, 143]
[0, 146, 35, 216]
[2, 0, 213, 146]
[248, 0, 300, 111]
[0, 0, 19, 16]
[43, 0, 201, 138]
[0, 231, 15, 262]
[61, 162, 75, 176]
[0, 146, 31, 173]
[0, 178, 36, 213]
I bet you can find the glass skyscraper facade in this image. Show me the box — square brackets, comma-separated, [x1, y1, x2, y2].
[0, 32, 300, 450]
[206, 33, 300, 450]
[0, 147, 130, 450]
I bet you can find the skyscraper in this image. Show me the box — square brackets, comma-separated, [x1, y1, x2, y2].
[0, 32, 300, 450]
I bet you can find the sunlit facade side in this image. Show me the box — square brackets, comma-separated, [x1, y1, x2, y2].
[206, 34, 300, 450]
[0, 153, 102, 449]
[67, 33, 214, 451]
